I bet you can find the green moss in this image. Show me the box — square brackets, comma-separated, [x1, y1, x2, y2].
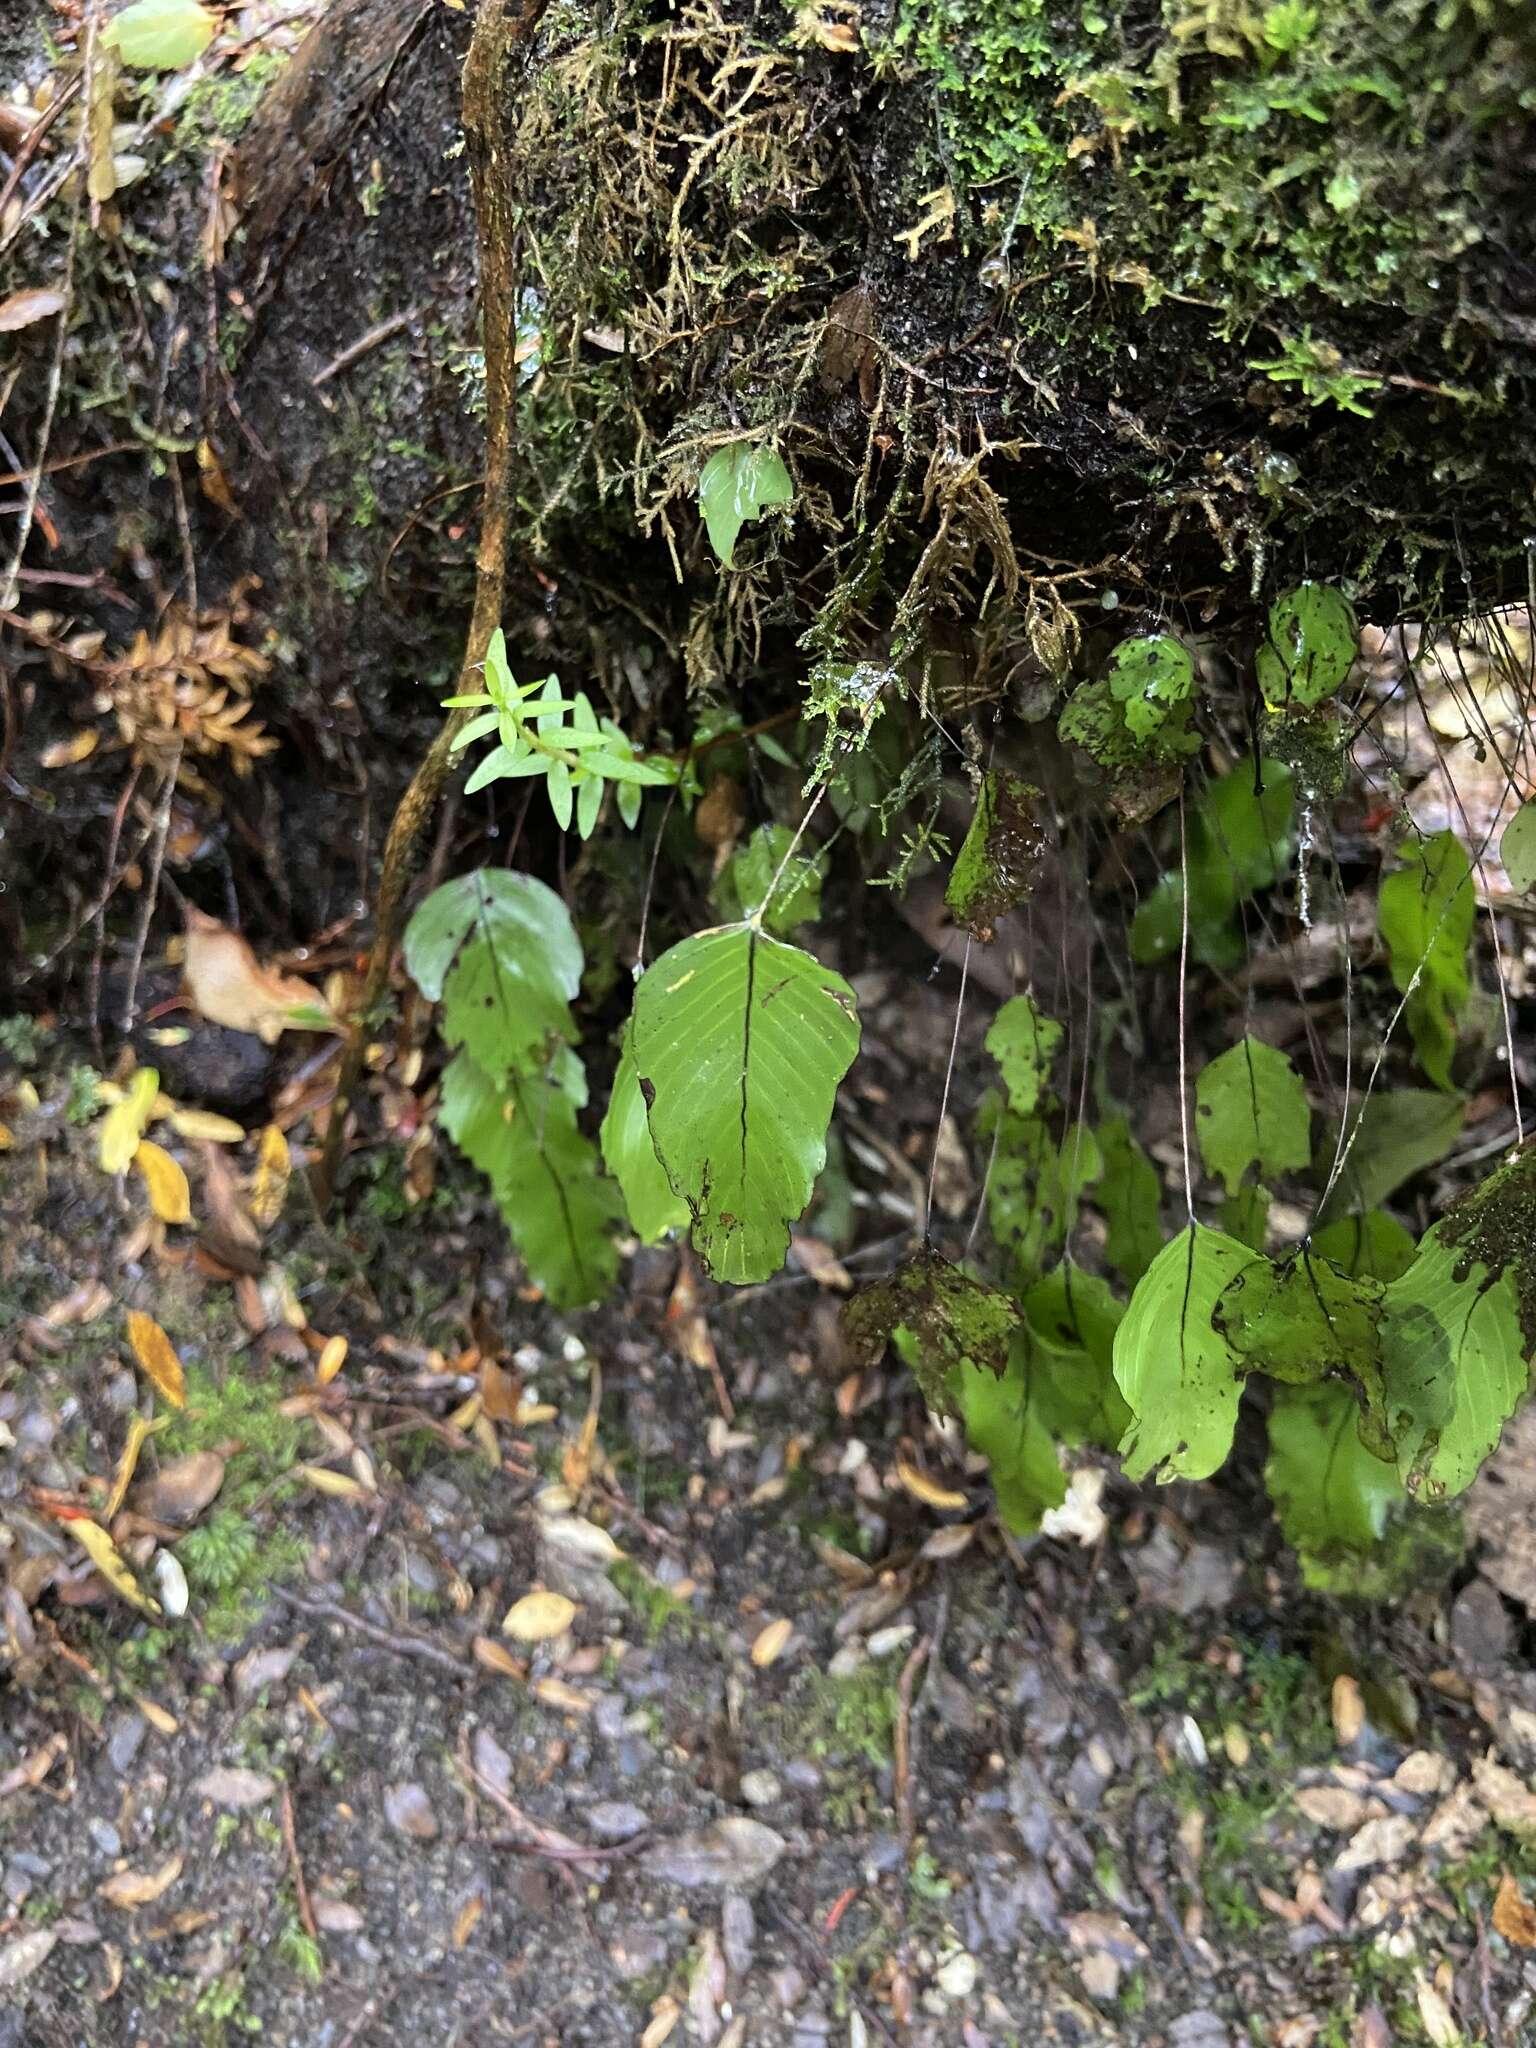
[173, 52, 286, 149]
[611, 1558, 696, 1642]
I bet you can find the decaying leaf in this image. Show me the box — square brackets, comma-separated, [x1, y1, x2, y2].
[248, 1123, 292, 1227]
[182, 909, 336, 1044]
[502, 1590, 578, 1642]
[944, 770, 1047, 940]
[133, 1139, 192, 1225]
[39, 728, 99, 767]
[99, 1068, 160, 1174]
[894, 1456, 968, 1512]
[0, 287, 67, 333]
[750, 1616, 792, 1668]
[68, 1517, 161, 1618]
[126, 1310, 186, 1408]
[845, 1249, 1022, 1417]
[104, 1412, 166, 1519]
[165, 1107, 245, 1144]
[99, 1855, 183, 1908]
[133, 1449, 224, 1524]
[1493, 1871, 1536, 1947]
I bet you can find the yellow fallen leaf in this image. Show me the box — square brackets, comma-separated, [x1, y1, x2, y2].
[0, 1124, 13, 1150]
[182, 907, 336, 1045]
[126, 1310, 186, 1408]
[894, 1455, 968, 1512]
[164, 1108, 246, 1144]
[750, 1616, 792, 1668]
[471, 1635, 526, 1678]
[641, 1996, 682, 2048]
[530, 1676, 592, 1715]
[128, 1692, 178, 1736]
[99, 1854, 182, 1908]
[248, 1124, 291, 1229]
[39, 729, 99, 768]
[296, 1464, 367, 1499]
[133, 1140, 191, 1225]
[99, 1068, 160, 1175]
[69, 1518, 162, 1618]
[104, 1413, 167, 1520]
[1494, 1871, 1536, 1947]
[452, 1894, 484, 1950]
[316, 1335, 348, 1384]
[502, 1590, 578, 1642]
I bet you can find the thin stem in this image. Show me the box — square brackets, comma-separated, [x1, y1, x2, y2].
[1176, 786, 1195, 1224]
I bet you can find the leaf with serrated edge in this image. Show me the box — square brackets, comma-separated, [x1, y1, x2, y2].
[601, 1030, 688, 1244]
[1381, 1234, 1526, 1498]
[630, 924, 859, 1284]
[1113, 1224, 1258, 1482]
[1096, 1113, 1163, 1286]
[985, 994, 1062, 1116]
[404, 870, 581, 1082]
[1377, 830, 1474, 1092]
[1195, 1036, 1311, 1196]
[953, 1336, 1067, 1535]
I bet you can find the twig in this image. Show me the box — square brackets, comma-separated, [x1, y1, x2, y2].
[275, 1587, 473, 1679]
[893, 1633, 931, 1858]
[280, 1781, 320, 1948]
[119, 750, 181, 1035]
[312, 0, 553, 1210]
[312, 307, 424, 387]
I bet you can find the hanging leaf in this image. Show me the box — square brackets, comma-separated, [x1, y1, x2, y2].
[944, 771, 1047, 940]
[1020, 1262, 1131, 1447]
[1318, 1089, 1465, 1220]
[845, 1248, 1022, 1417]
[133, 1139, 191, 1225]
[1380, 1236, 1525, 1499]
[1310, 1209, 1417, 1284]
[1106, 634, 1195, 740]
[1377, 830, 1474, 1091]
[1131, 757, 1295, 968]
[1255, 583, 1357, 711]
[698, 442, 794, 567]
[629, 924, 859, 1284]
[600, 1030, 689, 1244]
[440, 1053, 621, 1310]
[125, 1309, 186, 1408]
[1502, 801, 1536, 895]
[1095, 1113, 1163, 1287]
[1265, 1382, 1408, 1589]
[102, 0, 216, 69]
[404, 871, 582, 1081]
[952, 1336, 1068, 1534]
[99, 1067, 160, 1174]
[1214, 1250, 1387, 1419]
[711, 824, 824, 937]
[1220, 1180, 1271, 1252]
[1195, 1037, 1311, 1196]
[1113, 1224, 1258, 1482]
[985, 1109, 1102, 1283]
[984, 993, 1062, 1116]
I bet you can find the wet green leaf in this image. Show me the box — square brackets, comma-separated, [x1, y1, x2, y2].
[1378, 829, 1474, 1091]
[1095, 1113, 1163, 1287]
[630, 924, 859, 1283]
[1265, 1381, 1408, 1584]
[103, 0, 215, 69]
[404, 871, 581, 1080]
[1318, 1088, 1465, 1219]
[986, 1110, 1102, 1283]
[1131, 757, 1295, 966]
[699, 442, 794, 567]
[1214, 1248, 1384, 1388]
[1113, 1224, 1258, 1482]
[953, 1336, 1067, 1533]
[711, 824, 824, 936]
[1106, 634, 1195, 740]
[1195, 1036, 1311, 1196]
[944, 771, 1046, 938]
[1021, 1263, 1131, 1447]
[600, 1030, 688, 1244]
[1255, 582, 1357, 710]
[1381, 1233, 1526, 1499]
[1503, 801, 1536, 894]
[1310, 1210, 1417, 1283]
[985, 994, 1062, 1116]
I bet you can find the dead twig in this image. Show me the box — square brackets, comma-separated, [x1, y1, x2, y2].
[893, 1633, 931, 1858]
[280, 1780, 320, 1949]
[275, 1587, 473, 1680]
[312, 307, 424, 387]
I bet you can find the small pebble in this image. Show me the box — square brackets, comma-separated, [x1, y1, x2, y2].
[87, 1819, 121, 1858]
[739, 1769, 781, 1808]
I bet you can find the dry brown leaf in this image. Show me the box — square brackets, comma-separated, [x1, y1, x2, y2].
[67, 1518, 161, 1618]
[0, 287, 66, 333]
[503, 1590, 578, 1642]
[750, 1617, 792, 1668]
[641, 1997, 682, 2048]
[41, 1279, 113, 1327]
[1493, 1871, 1536, 1947]
[39, 728, 99, 767]
[452, 1895, 484, 1950]
[790, 1234, 853, 1291]
[99, 1855, 183, 1909]
[894, 1456, 967, 1512]
[530, 1676, 592, 1716]
[133, 1449, 225, 1525]
[196, 437, 239, 517]
[471, 1634, 526, 1679]
[1471, 1755, 1536, 1836]
[133, 1140, 191, 1226]
[479, 1355, 520, 1423]
[248, 1123, 291, 1228]
[126, 1310, 186, 1408]
[316, 1335, 348, 1385]
[199, 1141, 260, 1256]
[1413, 1973, 1463, 2048]
[1332, 1673, 1365, 1746]
[103, 1413, 166, 1520]
[182, 909, 335, 1045]
[99, 1068, 159, 1175]
[296, 1464, 367, 1500]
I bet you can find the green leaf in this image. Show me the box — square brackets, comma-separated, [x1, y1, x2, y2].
[985, 1110, 1102, 1283]
[1318, 1089, 1466, 1219]
[600, 1031, 689, 1244]
[1310, 1210, 1417, 1284]
[1503, 801, 1536, 894]
[1195, 1037, 1311, 1196]
[403, 871, 580, 1080]
[1213, 1248, 1384, 1388]
[1219, 1181, 1271, 1251]
[944, 771, 1046, 939]
[1381, 1234, 1526, 1498]
[845, 1248, 1023, 1417]
[1265, 1381, 1407, 1581]
[952, 1336, 1067, 1534]
[629, 924, 860, 1283]
[1131, 757, 1295, 966]
[1112, 1224, 1258, 1482]
[102, 0, 215, 69]
[1378, 830, 1474, 1090]
[1255, 583, 1357, 710]
[440, 1053, 621, 1309]
[1021, 1263, 1131, 1447]
[711, 825, 824, 937]
[698, 442, 794, 567]
[985, 994, 1062, 1116]
[1095, 1113, 1163, 1287]
[1106, 634, 1195, 740]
